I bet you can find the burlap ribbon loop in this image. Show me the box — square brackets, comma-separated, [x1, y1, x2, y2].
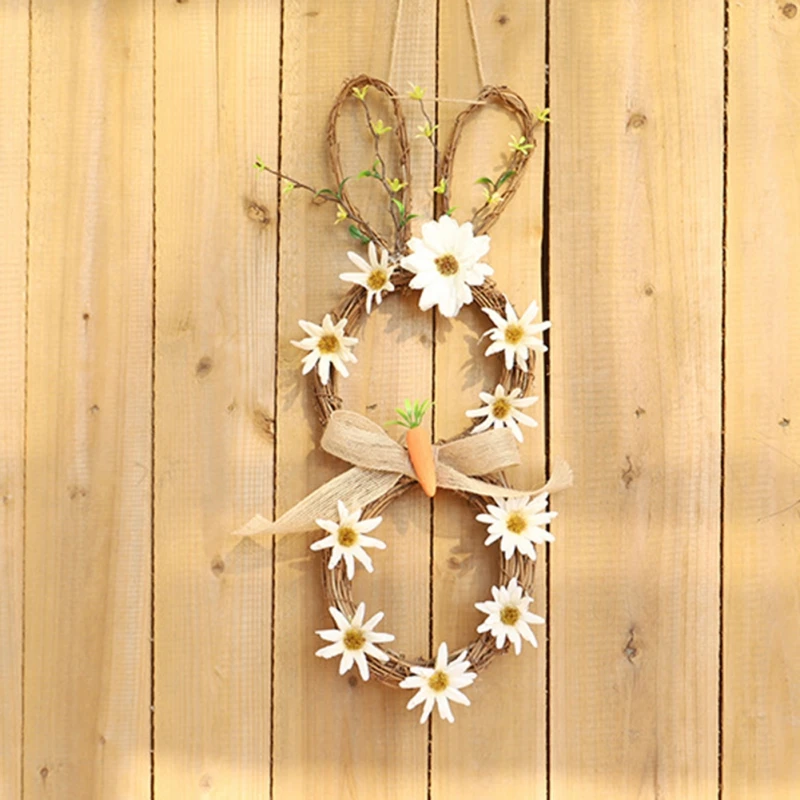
[230, 410, 572, 539]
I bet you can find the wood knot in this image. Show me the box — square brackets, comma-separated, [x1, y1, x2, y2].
[246, 201, 270, 226]
[253, 407, 275, 438]
[623, 627, 641, 664]
[497, 13, 510, 25]
[782, 3, 797, 19]
[195, 356, 213, 378]
[211, 557, 225, 577]
[626, 113, 647, 131]
[621, 455, 640, 489]
[779, 417, 791, 427]
[634, 406, 646, 418]
[39, 766, 49, 780]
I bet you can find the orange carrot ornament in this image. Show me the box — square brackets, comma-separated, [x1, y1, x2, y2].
[388, 399, 436, 497]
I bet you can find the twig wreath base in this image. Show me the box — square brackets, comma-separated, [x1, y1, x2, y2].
[314, 276, 536, 688]
[237, 74, 567, 717]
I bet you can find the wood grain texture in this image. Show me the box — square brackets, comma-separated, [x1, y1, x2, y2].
[271, 1, 433, 796]
[548, 2, 723, 797]
[724, 2, 800, 796]
[432, 2, 548, 797]
[153, 0, 279, 794]
[24, 2, 153, 796]
[0, 2, 28, 797]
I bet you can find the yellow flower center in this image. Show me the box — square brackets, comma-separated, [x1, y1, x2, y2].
[505, 511, 527, 534]
[367, 269, 387, 291]
[491, 397, 512, 419]
[427, 670, 449, 692]
[343, 628, 366, 651]
[337, 526, 358, 547]
[434, 254, 459, 276]
[317, 334, 340, 355]
[500, 605, 521, 626]
[504, 323, 525, 345]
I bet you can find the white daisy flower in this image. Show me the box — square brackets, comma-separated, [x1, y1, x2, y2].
[310, 500, 386, 580]
[401, 215, 493, 318]
[399, 641, 477, 724]
[315, 602, 395, 681]
[482, 299, 551, 371]
[465, 383, 539, 443]
[476, 493, 557, 561]
[339, 241, 396, 314]
[475, 576, 545, 654]
[291, 313, 358, 385]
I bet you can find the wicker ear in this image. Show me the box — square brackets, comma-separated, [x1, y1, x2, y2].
[435, 86, 538, 235]
[327, 75, 413, 254]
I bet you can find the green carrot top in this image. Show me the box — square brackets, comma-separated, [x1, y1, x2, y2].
[386, 399, 432, 429]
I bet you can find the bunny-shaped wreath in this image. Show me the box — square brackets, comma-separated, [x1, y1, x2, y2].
[234, 76, 571, 723]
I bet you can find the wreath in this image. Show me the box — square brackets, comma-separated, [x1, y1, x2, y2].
[233, 75, 571, 724]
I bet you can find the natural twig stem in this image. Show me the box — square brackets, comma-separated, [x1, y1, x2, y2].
[255, 161, 379, 242]
[417, 97, 440, 171]
[467, 117, 544, 229]
[254, 162, 337, 204]
[356, 97, 404, 246]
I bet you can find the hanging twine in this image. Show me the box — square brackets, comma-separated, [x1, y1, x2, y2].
[388, 0, 488, 90]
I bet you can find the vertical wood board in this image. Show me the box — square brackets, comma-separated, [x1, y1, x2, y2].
[153, 0, 279, 794]
[25, 2, 153, 796]
[724, 1, 800, 796]
[548, 2, 723, 796]
[433, 2, 548, 797]
[0, 2, 29, 797]
[272, 0, 434, 795]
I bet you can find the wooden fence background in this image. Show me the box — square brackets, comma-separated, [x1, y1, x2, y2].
[1, 0, 798, 797]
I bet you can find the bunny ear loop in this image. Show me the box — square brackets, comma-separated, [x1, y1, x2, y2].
[327, 75, 413, 255]
[436, 85, 539, 236]
[326, 77, 539, 251]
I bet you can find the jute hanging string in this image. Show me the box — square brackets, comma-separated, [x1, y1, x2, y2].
[239, 74, 566, 712]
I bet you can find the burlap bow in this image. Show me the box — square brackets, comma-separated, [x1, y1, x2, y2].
[231, 410, 572, 539]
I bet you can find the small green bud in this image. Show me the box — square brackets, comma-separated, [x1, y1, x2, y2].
[509, 134, 534, 155]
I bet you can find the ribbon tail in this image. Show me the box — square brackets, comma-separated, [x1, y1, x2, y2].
[436, 456, 573, 499]
[230, 467, 403, 537]
[539, 457, 574, 496]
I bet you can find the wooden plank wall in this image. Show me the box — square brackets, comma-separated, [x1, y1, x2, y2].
[1, 1, 798, 798]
